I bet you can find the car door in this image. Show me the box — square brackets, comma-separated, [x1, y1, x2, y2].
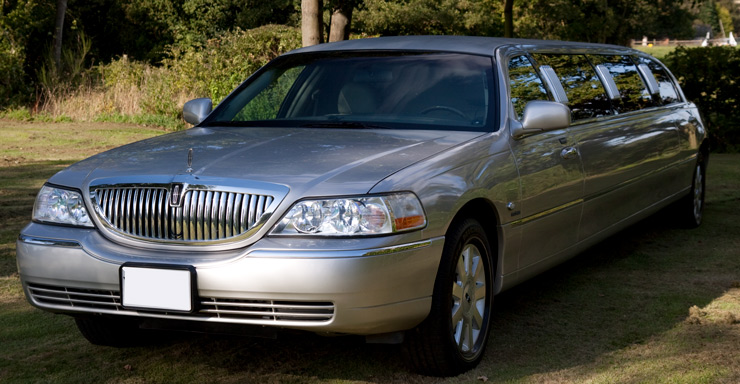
[569, 54, 681, 240]
[506, 53, 584, 272]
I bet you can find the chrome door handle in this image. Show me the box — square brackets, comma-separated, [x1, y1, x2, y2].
[561, 147, 578, 160]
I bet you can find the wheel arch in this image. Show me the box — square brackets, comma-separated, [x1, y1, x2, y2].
[444, 198, 503, 290]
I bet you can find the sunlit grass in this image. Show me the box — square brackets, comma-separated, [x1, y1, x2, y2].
[1, 122, 739, 383]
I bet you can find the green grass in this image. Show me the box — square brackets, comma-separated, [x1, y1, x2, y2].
[1, 121, 739, 383]
[633, 45, 678, 59]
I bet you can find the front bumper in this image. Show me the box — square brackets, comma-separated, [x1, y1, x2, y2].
[16, 223, 444, 335]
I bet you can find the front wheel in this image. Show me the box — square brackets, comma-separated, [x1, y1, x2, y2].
[403, 219, 494, 376]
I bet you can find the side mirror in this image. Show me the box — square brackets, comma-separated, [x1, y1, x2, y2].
[511, 100, 571, 139]
[183, 98, 213, 125]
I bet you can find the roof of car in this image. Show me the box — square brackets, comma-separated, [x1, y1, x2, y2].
[286, 35, 632, 57]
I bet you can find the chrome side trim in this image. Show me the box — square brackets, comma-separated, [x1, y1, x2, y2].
[581, 157, 695, 203]
[362, 239, 433, 256]
[18, 235, 81, 248]
[511, 199, 583, 227]
[246, 238, 440, 259]
[510, 158, 693, 227]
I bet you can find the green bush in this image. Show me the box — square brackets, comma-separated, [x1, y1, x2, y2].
[0, 27, 29, 106]
[663, 46, 740, 153]
[95, 24, 301, 123]
[164, 24, 301, 103]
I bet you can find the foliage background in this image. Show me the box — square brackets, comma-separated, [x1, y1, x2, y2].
[664, 46, 740, 152]
[1, 0, 739, 150]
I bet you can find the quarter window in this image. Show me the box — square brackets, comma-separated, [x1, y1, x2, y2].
[633, 56, 681, 105]
[588, 55, 652, 113]
[508, 55, 549, 120]
[533, 54, 612, 121]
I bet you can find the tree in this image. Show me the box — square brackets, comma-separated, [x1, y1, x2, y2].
[504, 0, 513, 38]
[53, 0, 66, 69]
[515, 0, 698, 45]
[302, 0, 322, 46]
[354, 0, 503, 36]
[328, 0, 356, 42]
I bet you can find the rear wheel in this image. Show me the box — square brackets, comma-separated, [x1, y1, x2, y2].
[676, 158, 706, 228]
[403, 218, 493, 376]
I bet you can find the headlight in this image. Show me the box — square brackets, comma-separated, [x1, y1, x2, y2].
[33, 185, 94, 227]
[271, 193, 426, 236]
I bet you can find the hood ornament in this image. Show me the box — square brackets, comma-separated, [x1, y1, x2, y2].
[186, 148, 194, 173]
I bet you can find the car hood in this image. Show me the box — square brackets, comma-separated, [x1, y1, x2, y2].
[50, 126, 484, 197]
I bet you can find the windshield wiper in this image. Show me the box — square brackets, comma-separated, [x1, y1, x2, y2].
[299, 121, 390, 129]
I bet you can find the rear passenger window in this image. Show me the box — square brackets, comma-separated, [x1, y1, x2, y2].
[508, 55, 549, 120]
[633, 56, 681, 105]
[588, 55, 652, 113]
[533, 54, 612, 121]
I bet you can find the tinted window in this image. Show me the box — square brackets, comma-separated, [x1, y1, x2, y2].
[508, 55, 549, 120]
[533, 54, 612, 121]
[633, 55, 681, 105]
[589, 55, 652, 113]
[206, 52, 495, 131]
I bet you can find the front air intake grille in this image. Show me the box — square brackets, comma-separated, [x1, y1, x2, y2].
[92, 186, 274, 242]
[199, 298, 335, 322]
[28, 283, 334, 324]
[28, 283, 122, 310]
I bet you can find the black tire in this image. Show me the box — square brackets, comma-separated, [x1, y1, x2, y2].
[676, 158, 706, 229]
[403, 218, 494, 376]
[74, 316, 142, 347]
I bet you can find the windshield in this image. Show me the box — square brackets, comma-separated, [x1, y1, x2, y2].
[204, 52, 496, 131]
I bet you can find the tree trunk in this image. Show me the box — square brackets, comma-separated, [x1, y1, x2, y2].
[53, 0, 68, 69]
[328, 1, 353, 42]
[301, 0, 323, 47]
[504, 0, 514, 38]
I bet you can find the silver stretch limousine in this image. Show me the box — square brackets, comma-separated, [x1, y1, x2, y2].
[18, 36, 707, 376]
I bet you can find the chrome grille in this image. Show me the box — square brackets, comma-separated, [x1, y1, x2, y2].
[200, 298, 335, 322]
[28, 284, 334, 323]
[28, 283, 122, 310]
[92, 186, 274, 242]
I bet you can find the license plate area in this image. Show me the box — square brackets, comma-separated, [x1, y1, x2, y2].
[120, 263, 196, 313]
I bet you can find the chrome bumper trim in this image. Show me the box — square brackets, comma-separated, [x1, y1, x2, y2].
[18, 234, 81, 248]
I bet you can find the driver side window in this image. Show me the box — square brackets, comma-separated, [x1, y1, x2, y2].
[508, 55, 549, 120]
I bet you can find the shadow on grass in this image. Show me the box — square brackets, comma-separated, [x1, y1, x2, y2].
[6, 201, 731, 384]
[161, 204, 738, 383]
[3, 157, 739, 383]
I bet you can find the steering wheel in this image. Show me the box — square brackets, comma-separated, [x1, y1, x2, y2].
[420, 105, 467, 119]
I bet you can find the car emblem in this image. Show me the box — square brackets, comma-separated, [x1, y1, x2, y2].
[170, 184, 184, 207]
[186, 148, 194, 173]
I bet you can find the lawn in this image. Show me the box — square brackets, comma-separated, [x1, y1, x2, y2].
[633, 45, 678, 59]
[1, 120, 739, 383]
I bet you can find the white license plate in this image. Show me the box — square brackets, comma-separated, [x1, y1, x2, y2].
[121, 266, 193, 312]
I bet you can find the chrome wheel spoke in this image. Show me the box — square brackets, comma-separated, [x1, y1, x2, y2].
[456, 255, 467, 282]
[451, 240, 488, 357]
[459, 319, 470, 351]
[452, 282, 464, 301]
[452, 301, 464, 325]
[473, 297, 485, 326]
[463, 245, 473, 278]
